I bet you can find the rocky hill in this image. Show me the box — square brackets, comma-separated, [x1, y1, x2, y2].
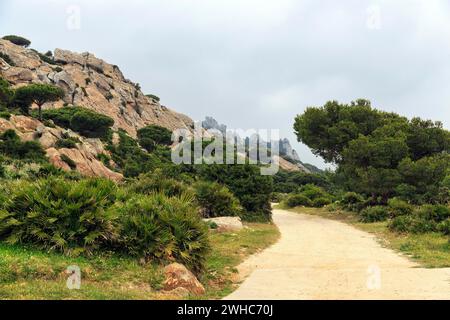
[0, 39, 196, 179]
[201, 116, 320, 173]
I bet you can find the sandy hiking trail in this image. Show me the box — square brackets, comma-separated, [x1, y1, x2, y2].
[225, 208, 450, 300]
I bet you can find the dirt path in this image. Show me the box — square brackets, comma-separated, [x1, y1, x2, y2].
[225, 208, 450, 300]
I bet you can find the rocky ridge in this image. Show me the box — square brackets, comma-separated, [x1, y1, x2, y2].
[0, 39, 197, 178]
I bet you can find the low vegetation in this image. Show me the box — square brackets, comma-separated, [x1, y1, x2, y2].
[42, 107, 114, 138]
[2, 35, 31, 47]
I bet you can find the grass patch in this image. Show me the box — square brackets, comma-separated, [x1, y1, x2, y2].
[0, 223, 279, 300]
[281, 205, 450, 268]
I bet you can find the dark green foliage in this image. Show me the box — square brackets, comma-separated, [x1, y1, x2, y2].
[0, 177, 120, 255]
[397, 154, 450, 204]
[0, 111, 11, 120]
[0, 52, 15, 66]
[273, 170, 331, 194]
[389, 205, 450, 234]
[300, 184, 331, 201]
[312, 197, 332, 208]
[359, 206, 390, 223]
[387, 198, 413, 217]
[97, 153, 111, 167]
[42, 107, 114, 138]
[60, 154, 76, 170]
[2, 35, 31, 47]
[270, 192, 287, 203]
[29, 49, 57, 65]
[341, 192, 365, 206]
[194, 181, 242, 218]
[14, 84, 64, 119]
[0, 130, 46, 161]
[55, 137, 79, 149]
[71, 109, 114, 138]
[285, 194, 312, 208]
[294, 99, 383, 163]
[137, 125, 172, 152]
[107, 130, 170, 178]
[128, 169, 191, 197]
[283, 184, 332, 208]
[0, 77, 13, 108]
[0, 176, 210, 271]
[294, 99, 450, 203]
[198, 164, 273, 222]
[146, 94, 160, 102]
[116, 193, 209, 272]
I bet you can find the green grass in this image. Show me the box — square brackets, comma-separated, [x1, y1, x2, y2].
[281, 205, 450, 268]
[0, 223, 279, 300]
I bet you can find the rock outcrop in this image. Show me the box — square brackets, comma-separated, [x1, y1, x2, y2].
[203, 216, 244, 232]
[163, 263, 205, 295]
[0, 39, 195, 138]
[0, 115, 123, 181]
[0, 38, 202, 180]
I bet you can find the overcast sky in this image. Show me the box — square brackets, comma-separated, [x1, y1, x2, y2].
[1, 0, 449, 168]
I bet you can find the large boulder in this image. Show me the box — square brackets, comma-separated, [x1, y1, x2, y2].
[203, 216, 244, 232]
[163, 263, 205, 295]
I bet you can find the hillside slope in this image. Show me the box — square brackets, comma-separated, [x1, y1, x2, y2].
[0, 39, 194, 137]
[0, 39, 199, 179]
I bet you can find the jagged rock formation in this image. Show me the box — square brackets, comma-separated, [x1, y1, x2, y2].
[0, 39, 199, 178]
[201, 116, 227, 135]
[0, 115, 123, 181]
[278, 138, 301, 163]
[0, 39, 194, 138]
[201, 117, 316, 173]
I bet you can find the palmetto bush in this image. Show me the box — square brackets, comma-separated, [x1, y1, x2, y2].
[0, 177, 121, 256]
[116, 193, 209, 272]
[0, 176, 210, 271]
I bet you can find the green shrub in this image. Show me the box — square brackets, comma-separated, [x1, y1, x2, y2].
[341, 192, 365, 212]
[415, 205, 450, 223]
[0, 177, 120, 255]
[437, 219, 450, 235]
[285, 194, 312, 208]
[0, 130, 47, 161]
[42, 107, 114, 138]
[388, 215, 413, 233]
[270, 192, 287, 203]
[146, 94, 160, 102]
[387, 198, 414, 217]
[198, 164, 273, 222]
[389, 205, 450, 234]
[194, 181, 242, 218]
[312, 197, 332, 208]
[2, 35, 31, 47]
[116, 193, 209, 272]
[137, 125, 172, 152]
[128, 170, 191, 197]
[55, 137, 79, 149]
[359, 206, 389, 223]
[0, 77, 14, 107]
[300, 184, 329, 200]
[60, 154, 76, 170]
[0, 111, 11, 120]
[0, 52, 15, 66]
